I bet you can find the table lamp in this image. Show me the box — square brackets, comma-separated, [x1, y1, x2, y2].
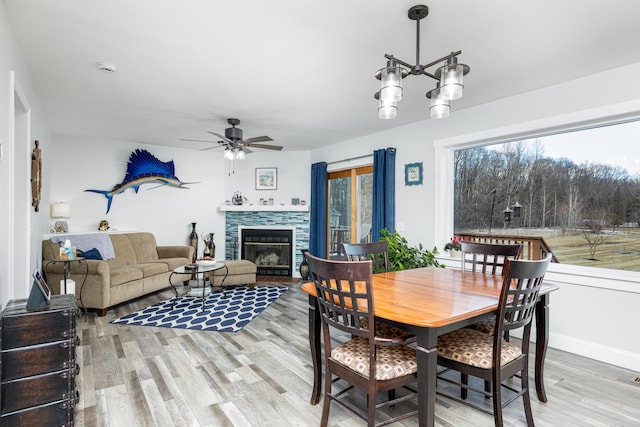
[50, 202, 70, 233]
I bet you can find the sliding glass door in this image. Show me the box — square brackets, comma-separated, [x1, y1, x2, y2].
[327, 166, 373, 259]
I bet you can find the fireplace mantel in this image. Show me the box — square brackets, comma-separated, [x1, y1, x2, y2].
[220, 204, 308, 212]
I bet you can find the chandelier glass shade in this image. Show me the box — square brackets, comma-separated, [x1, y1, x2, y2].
[375, 4, 470, 119]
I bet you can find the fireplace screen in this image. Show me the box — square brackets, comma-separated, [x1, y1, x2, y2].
[241, 228, 293, 276]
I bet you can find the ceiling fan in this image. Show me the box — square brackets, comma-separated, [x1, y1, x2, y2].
[180, 118, 282, 157]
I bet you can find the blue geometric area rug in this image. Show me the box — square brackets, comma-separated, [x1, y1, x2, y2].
[111, 285, 288, 332]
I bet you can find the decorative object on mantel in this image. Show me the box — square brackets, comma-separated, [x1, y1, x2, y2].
[98, 219, 110, 231]
[232, 191, 248, 205]
[374, 4, 470, 120]
[255, 167, 278, 190]
[85, 149, 198, 214]
[404, 162, 423, 186]
[299, 249, 310, 281]
[189, 222, 198, 262]
[50, 202, 70, 233]
[31, 140, 42, 212]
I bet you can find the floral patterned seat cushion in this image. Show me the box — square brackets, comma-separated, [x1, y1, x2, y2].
[437, 328, 522, 369]
[331, 337, 417, 380]
[360, 318, 415, 341]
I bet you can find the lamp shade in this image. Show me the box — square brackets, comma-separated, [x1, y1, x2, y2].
[223, 147, 234, 160]
[379, 64, 403, 103]
[375, 91, 397, 119]
[50, 202, 71, 218]
[427, 87, 450, 119]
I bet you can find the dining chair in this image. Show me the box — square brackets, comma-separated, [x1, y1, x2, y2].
[305, 253, 418, 427]
[340, 241, 390, 273]
[460, 242, 523, 395]
[340, 241, 415, 344]
[461, 242, 522, 334]
[436, 254, 552, 426]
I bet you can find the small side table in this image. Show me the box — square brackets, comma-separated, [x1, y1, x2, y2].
[44, 258, 88, 308]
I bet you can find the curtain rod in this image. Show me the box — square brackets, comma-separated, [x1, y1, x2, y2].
[326, 153, 373, 166]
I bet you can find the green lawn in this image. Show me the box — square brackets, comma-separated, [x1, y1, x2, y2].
[543, 228, 640, 271]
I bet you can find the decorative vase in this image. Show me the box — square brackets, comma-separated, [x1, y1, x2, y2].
[299, 249, 310, 280]
[189, 222, 198, 262]
[203, 233, 215, 258]
[449, 249, 461, 259]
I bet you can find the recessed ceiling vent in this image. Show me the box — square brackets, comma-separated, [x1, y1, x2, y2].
[96, 61, 117, 74]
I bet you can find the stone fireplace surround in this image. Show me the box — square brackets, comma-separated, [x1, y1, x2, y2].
[222, 205, 309, 277]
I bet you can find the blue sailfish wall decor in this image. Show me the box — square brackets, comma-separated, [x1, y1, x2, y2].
[86, 149, 197, 213]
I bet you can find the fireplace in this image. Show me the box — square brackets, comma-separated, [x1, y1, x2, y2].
[240, 227, 294, 276]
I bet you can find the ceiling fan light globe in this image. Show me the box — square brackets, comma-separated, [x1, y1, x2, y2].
[223, 148, 234, 160]
[236, 149, 246, 160]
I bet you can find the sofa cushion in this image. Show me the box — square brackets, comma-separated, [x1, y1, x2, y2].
[212, 260, 257, 276]
[127, 233, 159, 263]
[108, 234, 138, 268]
[109, 267, 144, 287]
[132, 262, 169, 278]
[160, 257, 191, 270]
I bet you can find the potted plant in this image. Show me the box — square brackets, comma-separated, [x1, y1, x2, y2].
[380, 229, 443, 271]
[444, 236, 463, 258]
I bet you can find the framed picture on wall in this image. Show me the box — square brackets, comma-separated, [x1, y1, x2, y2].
[404, 162, 423, 186]
[256, 167, 278, 190]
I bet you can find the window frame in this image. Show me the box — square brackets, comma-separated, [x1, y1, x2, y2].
[434, 106, 640, 294]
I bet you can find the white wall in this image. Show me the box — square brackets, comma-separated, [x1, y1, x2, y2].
[48, 135, 310, 257]
[310, 62, 640, 371]
[0, 3, 53, 305]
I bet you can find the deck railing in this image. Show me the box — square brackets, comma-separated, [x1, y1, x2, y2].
[454, 232, 559, 263]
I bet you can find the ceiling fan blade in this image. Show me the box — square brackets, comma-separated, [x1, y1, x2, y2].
[243, 136, 273, 143]
[243, 147, 254, 154]
[244, 143, 283, 151]
[180, 138, 217, 143]
[199, 145, 223, 151]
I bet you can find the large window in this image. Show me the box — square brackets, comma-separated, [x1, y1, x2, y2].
[327, 166, 373, 259]
[453, 119, 640, 272]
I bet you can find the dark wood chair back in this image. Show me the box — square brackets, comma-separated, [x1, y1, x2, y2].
[498, 254, 552, 335]
[461, 241, 522, 275]
[305, 253, 374, 340]
[339, 241, 390, 274]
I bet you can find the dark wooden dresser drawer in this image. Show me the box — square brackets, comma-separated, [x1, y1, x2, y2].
[0, 398, 75, 427]
[1, 366, 78, 413]
[2, 338, 78, 381]
[1, 296, 77, 349]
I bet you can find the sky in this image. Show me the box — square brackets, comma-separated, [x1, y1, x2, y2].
[531, 119, 640, 177]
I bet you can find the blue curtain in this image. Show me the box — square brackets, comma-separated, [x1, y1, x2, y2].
[372, 148, 396, 241]
[309, 162, 328, 257]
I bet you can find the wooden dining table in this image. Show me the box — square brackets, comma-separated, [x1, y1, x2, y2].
[301, 266, 558, 427]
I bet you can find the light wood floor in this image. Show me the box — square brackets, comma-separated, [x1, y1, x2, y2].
[75, 280, 640, 426]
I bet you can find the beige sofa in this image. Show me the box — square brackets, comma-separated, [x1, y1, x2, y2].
[42, 232, 194, 316]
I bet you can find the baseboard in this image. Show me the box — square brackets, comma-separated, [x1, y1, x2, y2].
[549, 332, 640, 372]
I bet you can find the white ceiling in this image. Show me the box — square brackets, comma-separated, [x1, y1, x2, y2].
[6, 0, 640, 153]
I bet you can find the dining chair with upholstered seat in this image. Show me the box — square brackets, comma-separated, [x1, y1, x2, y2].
[340, 241, 415, 344]
[305, 253, 418, 427]
[436, 254, 552, 426]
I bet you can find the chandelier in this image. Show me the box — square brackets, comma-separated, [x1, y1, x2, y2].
[375, 4, 470, 119]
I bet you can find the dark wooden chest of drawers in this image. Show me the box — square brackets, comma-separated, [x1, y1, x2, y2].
[1, 294, 79, 426]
